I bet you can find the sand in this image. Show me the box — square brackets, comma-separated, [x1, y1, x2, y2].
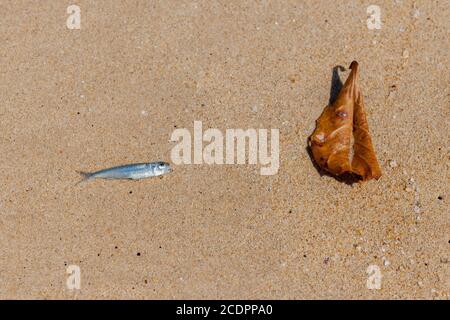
[0, 0, 448, 299]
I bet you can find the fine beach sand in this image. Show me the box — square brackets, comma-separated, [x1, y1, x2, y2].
[0, 1, 448, 299]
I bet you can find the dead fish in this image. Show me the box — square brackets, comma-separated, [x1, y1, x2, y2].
[77, 162, 172, 183]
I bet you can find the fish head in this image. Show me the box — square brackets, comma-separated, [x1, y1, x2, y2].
[153, 162, 172, 176]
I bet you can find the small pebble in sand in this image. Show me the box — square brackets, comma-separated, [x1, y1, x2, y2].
[252, 105, 258, 113]
[413, 203, 421, 214]
[405, 178, 416, 192]
[402, 49, 409, 59]
[389, 160, 398, 168]
[388, 91, 396, 100]
[411, 9, 420, 18]
[141, 110, 148, 116]
[288, 74, 299, 83]
[383, 257, 390, 266]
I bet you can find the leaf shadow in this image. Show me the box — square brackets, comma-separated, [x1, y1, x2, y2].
[306, 65, 361, 185]
[329, 65, 345, 105]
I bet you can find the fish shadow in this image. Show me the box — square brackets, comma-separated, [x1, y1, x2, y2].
[306, 65, 361, 185]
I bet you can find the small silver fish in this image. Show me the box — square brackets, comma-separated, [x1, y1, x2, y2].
[77, 162, 172, 182]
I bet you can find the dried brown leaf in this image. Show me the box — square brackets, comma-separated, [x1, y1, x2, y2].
[309, 61, 382, 181]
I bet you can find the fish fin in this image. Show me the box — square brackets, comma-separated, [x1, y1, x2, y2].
[75, 171, 94, 185]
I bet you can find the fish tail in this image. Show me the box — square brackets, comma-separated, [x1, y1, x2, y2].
[75, 171, 94, 185]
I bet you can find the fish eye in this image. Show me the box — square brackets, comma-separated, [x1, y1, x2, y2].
[158, 163, 166, 169]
